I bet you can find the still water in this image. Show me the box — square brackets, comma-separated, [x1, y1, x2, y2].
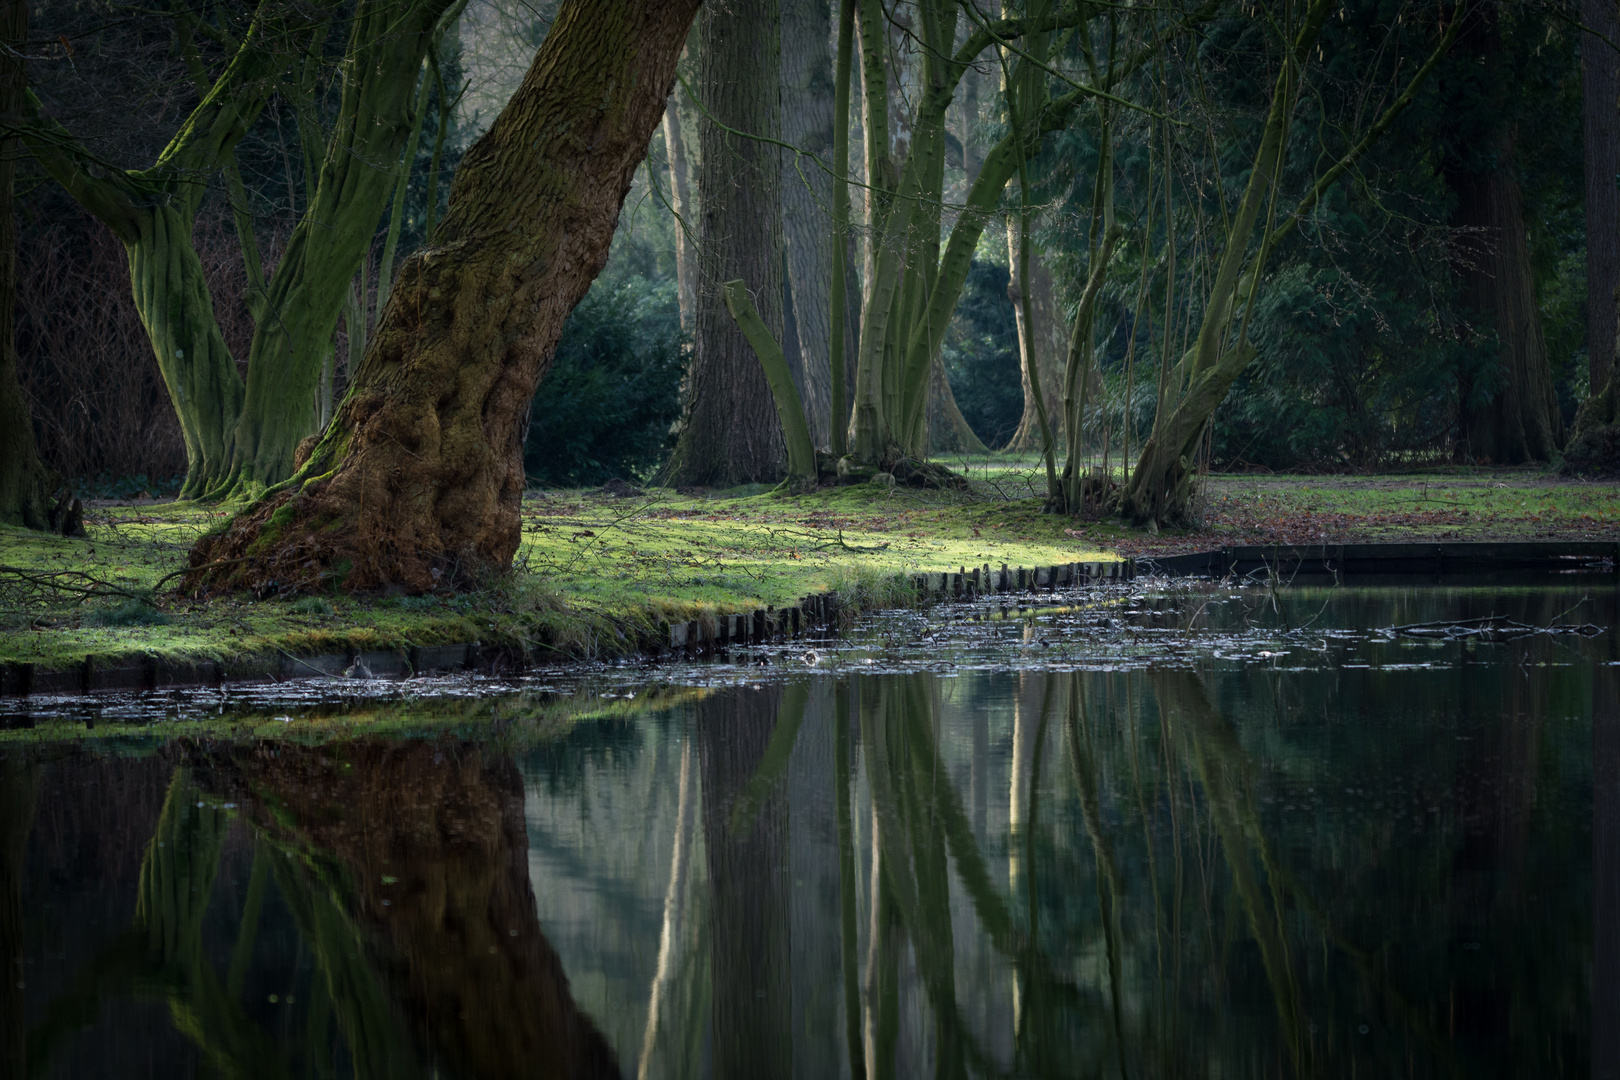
[2, 583, 1616, 1078]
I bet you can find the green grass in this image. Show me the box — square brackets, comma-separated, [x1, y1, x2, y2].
[0, 478, 1116, 671]
[3, 461, 1608, 674]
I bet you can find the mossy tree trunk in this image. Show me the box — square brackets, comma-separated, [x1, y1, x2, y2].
[26, 0, 457, 500]
[665, 0, 787, 488]
[842, 0, 1151, 470]
[1003, 234, 1066, 453]
[0, 0, 55, 529]
[22, 4, 296, 498]
[192, 0, 702, 592]
[1444, 4, 1562, 464]
[1120, 0, 1328, 526]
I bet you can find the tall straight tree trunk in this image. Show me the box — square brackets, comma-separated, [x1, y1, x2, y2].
[192, 0, 702, 593]
[666, 0, 786, 487]
[1450, 125, 1565, 462]
[1585, 0, 1620, 398]
[781, 0, 835, 447]
[1003, 229, 1066, 452]
[0, 0, 54, 529]
[1446, 6, 1563, 463]
[663, 85, 698, 333]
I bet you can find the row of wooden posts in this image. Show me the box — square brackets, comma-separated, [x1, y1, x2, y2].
[666, 559, 1135, 651]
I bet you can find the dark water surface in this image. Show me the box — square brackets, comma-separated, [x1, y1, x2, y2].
[2, 583, 1616, 1078]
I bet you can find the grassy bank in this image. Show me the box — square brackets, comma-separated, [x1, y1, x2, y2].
[2, 461, 1610, 676]
[0, 478, 1114, 672]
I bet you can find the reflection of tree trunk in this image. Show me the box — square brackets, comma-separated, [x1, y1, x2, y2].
[1447, 7, 1563, 463]
[1153, 668, 1310, 1075]
[698, 685, 793, 1079]
[667, 0, 787, 486]
[636, 735, 695, 1080]
[0, 754, 39, 1080]
[781, 0, 835, 446]
[1004, 228, 1066, 452]
[190, 741, 620, 1080]
[1596, 663, 1620, 1076]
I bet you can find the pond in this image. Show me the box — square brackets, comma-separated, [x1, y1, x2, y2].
[2, 582, 1614, 1078]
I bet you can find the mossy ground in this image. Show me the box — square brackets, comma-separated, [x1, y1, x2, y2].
[1, 460, 1610, 673]
[0, 474, 1114, 671]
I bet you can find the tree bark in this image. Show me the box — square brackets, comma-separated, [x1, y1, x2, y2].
[926, 353, 989, 453]
[0, 0, 54, 529]
[781, 0, 836, 447]
[1446, 8, 1563, 464]
[191, 0, 702, 592]
[665, 0, 787, 487]
[1584, 0, 1620, 398]
[1450, 130, 1566, 463]
[663, 85, 698, 333]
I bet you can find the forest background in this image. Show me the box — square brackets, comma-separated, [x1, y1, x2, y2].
[3, 0, 1606, 507]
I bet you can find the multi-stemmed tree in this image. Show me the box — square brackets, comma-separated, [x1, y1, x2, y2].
[25, 0, 460, 499]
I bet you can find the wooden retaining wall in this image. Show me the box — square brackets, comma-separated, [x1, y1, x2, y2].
[0, 560, 1133, 697]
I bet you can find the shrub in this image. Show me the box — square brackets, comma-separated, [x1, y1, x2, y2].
[524, 277, 684, 488]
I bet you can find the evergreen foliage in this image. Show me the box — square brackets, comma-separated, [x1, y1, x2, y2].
[524, 277, 685, 488]
[942, 260, 1024, 449]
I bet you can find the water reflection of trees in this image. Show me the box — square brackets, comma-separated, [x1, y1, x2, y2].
[3, 629, 1601, 1078]
[11, 740, 617, 1079]
[773, 657, 1595, 1078]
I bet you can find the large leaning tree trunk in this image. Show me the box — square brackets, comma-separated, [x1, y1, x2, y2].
[781, 0, 836, 448]
[0, 0, 54, 529]
[1583, 0, 1620, 399]
[665, 0, 787, 488]
[190, 0, 702, 593]
[1446, 5, 1562, 464]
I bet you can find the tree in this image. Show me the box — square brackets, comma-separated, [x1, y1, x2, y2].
[190, 0, 702, 593]
[1119, 0, 1463, 524]
[782, 0, 837, 446]
[0, 0, 55, 530]
[840, 0, 1169, 473]
[25, 0, 461, 499]
[1444, 2, 1563, 464]
[665, 0, 787, 488]
[1583, 0, 1619, 399]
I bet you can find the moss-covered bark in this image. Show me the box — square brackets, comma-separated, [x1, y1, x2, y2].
[23, 3, 320, 498]
[192, 0, 702, 592]
[26, 1, 456, 501]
